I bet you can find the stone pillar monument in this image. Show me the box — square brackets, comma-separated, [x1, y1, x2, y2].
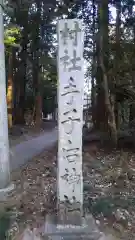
[0, 0, 14, 199]
[43, 19, 102, 240]
[57, 19, 84, 225]
[0, 0, 10, 189]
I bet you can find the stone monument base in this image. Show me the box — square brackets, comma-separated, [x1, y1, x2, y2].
[41, 213, 103, 240]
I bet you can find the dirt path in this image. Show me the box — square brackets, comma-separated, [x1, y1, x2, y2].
[9, 121, 57, 147]
[10, 128, 57, 171]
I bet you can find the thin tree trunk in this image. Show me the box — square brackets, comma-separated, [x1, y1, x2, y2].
[33, 0, 42, 128]
[115, 0, 121, 129]
[7, 52, 13, 128]
[91, 0, 96, 127]
[14, 11, 28, 124]
[129, 2, 135, 122]
[96, 1, 108, 131]
[99, 0, 117, 146]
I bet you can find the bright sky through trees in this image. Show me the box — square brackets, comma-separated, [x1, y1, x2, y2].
[84, 6, 116, 105]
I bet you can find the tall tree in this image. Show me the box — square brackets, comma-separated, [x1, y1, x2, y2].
[115, 0, 121, 128]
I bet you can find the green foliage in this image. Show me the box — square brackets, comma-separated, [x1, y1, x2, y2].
[4, 0, 135, 129]
[4, 26, 21, 48]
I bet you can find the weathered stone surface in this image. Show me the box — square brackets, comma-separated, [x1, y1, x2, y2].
[99, 234, 120, 240]
[42, 214, 102, 240]
[57, 19, 84, 231]
[21, 228, 41, 240]
[57, 201, 82, 225]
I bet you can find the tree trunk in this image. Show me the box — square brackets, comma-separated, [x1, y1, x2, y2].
[129, 3, 135, 122]
[32, 0, 42, 129]
[14, 11, 28, 125]
[129, 102, 135, 122]
[98, 0, 117, 146]
[91, 0, 96, 127]
[115, 0, 121, 129]
[96, 0, 108, 131]
[7, 53, 13, 128]
[115, 102, 121, 129]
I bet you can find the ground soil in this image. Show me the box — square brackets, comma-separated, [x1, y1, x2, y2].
[0, 145, 57, 239]
[0, 142, 135, 240]
[83, 144, 135, 240]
